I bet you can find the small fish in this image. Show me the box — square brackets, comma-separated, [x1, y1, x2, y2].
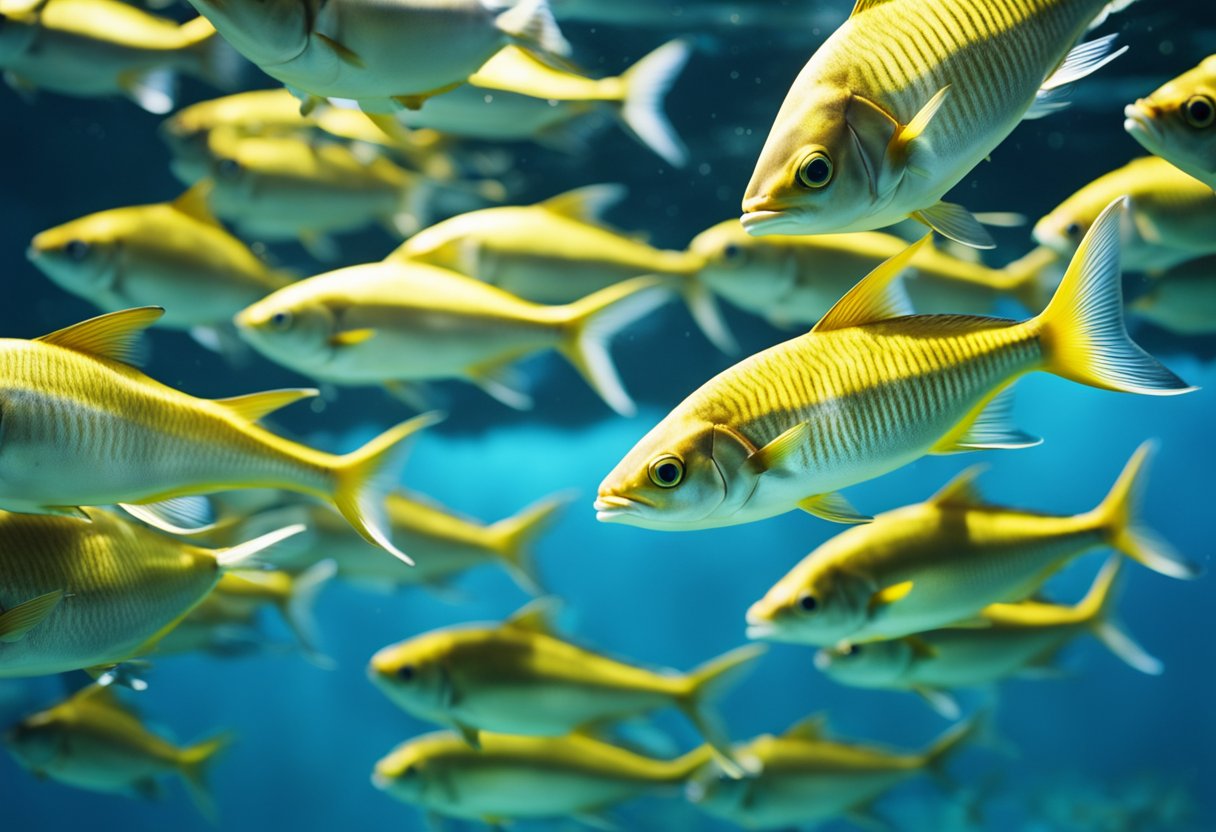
[814, 558, 1161, 717]
[373, 730, 712, 827]
[1125, 56, 1216, 191]
[0, 0, 240, 113]
[687, 714, 975, 831]
[0, 508, 301, 678]
[746, 442, 1197, 648]
[689, 220, 1057, 326]
[741, 0, 1132, 248]
[398, 40, 691, 166]
[1129, 255, 1216, 335]
[0, 306, 435, 564]
[28, 183, 291, 347]
[183, 0, 570, 112]
[1034, 156, 1216, 273]
[397, 184, 733, 351]
[4, 684, 232, 819]
[368, 600, 763, 772]
[596, 200, 1191, 533]
[235, 261, 671, 415]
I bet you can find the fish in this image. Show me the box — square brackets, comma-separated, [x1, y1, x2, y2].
[1124, 56, 1216, 190]
[4, 683, 233, 819]
[395, 184, 734, 352]
[368, 599, 764, 773]
[687, 713, 975, 831]
[688, 219, 1059, 327]
[814, 557, 1161, 718]
[0, 305, 437, 564]
[0, 0, 240, 113]
[230, 492, 569, 596]
[0, 507, 301, 678]
[741, 0, 1132, 248]
[396, 40, 691, 166]
[745, 442, 1197, 649]
[182, 0, 570, 112]
[1129, 255, 1216, 335]
[1033, 156, 1216, 273]
[153, 561, 336, 664]
[235, 261, 672, 415]
[28, 183, 292, 350]
[372, 729, 712, 827]
[595, 198, 1192, 533]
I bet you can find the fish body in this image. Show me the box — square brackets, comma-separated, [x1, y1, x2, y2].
[1125, 56, 1216, 190]
[745, 443, 1196, 648]
[1034, 156, 1216, 272]
[373, 730, 709, 824]
[742, 0, 1123, 247]
[1130, 255, 1216, 335]
[596, 201, 1191, 534]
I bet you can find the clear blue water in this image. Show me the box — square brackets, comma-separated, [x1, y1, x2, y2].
[1, 1, 1215, 830]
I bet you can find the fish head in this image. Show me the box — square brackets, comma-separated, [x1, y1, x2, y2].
[28, 219, 122, 298]
[1031, 205, 1091, 259]
[745, 563, 873, 646]
[367, 636, 455, 723]
[371, 739, 433, 805]
[186, 0, 314, 67]
[688, 221, 797, 310]
[3, 711, 64, 773]
[235, 283, 343, 372]
[814, 639, 912, 687]
[1124, 58, 1216, 177]
[742, 84, 887, 237]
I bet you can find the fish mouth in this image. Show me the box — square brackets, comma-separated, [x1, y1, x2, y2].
[740, 210, 805, 237]
[593, 495, 641, 522]
[744, 606, 776, 639]
[1123, 103, 1162, 149]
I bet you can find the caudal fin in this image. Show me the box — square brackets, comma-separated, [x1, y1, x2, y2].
[332, 412, 445, 565]
[1090, 441, 1199, 579]
[486, 493, 573, 595]
[277, 559, 338, 668]
[925, 714, 980, 775]
[556, 278, 674, 416]
[1033, 198, 1194, 395]
[177, 732, 236, 822]
[1078, 556, 1163, 675]
[618, 40, 692, 167]
[677, 644, 766, 778]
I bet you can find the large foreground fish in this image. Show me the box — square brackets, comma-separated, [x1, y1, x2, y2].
[741, 0, 1132, 247]
[596, 199, 1191, 531]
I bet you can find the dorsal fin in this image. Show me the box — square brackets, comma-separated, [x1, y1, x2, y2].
[72, 683, 137, 716]
[783, 712, 829, 741]
[928, 465, 988, 508]
[538, 184, 628, 224]
[170, 181, 222, 228]
[213, 388, 320, 422]
[850, 0, 897, 17]
[36, 307, 163, 366]
[502, 597, 561, 634]
[811, 236, 926, 333]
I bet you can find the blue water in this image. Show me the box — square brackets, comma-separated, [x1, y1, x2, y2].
[2, 1, 1215, 830]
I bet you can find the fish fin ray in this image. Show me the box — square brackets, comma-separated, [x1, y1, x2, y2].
[169, 181, 222, 227]
[745, 422, 810, 474]
[911, 202, 996, 250]
[467, 359, 533, 410]
[797, 493, 871, 524]
[540, 184, 629, 223]
[36, 307, 163, 366]
[928, 465, 989, 507]
[812, 237, 924, 332]
[0, 589, 64, 643]
[932, 386, 1041, 453]
[213, 388, 318, 422]
[869, 581, 914, 612]
[619, 39, 691, 167]
[680, 644, 766, 778]
[1040, 34, 1126, 92]
[503, 597, 561, 634]
[495, 0, 571, 58]
[120, 497, 217, 535]
[913, 686, 961, 720]
[179, 732, 236, 823]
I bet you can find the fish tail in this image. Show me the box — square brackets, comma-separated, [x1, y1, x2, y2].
[1079, 556, 1163, 675]
[1091, 441, 1200, 579]
[1033, 197, 1194, 395]
[925, 713, 981, 776]
[618, 39, 693, 167]
[555, 277, 673, 416]
[177, 731, 236, 822]
[677, 644, 766, 778]
[180, 17, 244, 91]
[485, 493, 574, 595]
[495, 0, 571, 60]
[667, 745, 717, 783]
[1000, 245, 1063, 312]
[331, 412, 446, 566]
[276, 559, 338, 668]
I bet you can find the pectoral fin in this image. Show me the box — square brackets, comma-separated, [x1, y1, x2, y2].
[0, 590, 64, 642]
[797, 493, 872, 524]
[912, 686, 961, 720]
[911, 201, 996, 250]
[120, 497, 216, 535]
[889, 86, 950, 165]
[744, 422, 809, 474]
[329, 328, 377, 348]
[869, 581, 913, 612]
[454, 721, 481, 749]
[315, 33, 364, 68]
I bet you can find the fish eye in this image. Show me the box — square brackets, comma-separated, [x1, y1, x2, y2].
[796, 150, 833, 189]
[216, 158, 242, 179]
[396, 664, 415, 682]
[722, 242, 742, 262]
[647, 454, 685, 488]
[65, 240, 89, 261]
[842, 643, 861, 657]
[1065, 222, 1082, 239]
[269, 311, 293, 331]
[1184, 95, 1215, 128]
[797, 592, 818, 613]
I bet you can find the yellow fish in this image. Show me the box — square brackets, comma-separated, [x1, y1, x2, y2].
[689, 220, 1058, 326]
[596, 199, 1191, 532]
[746, 443, 1196, 648]
[0, 305, 436, 563]
[396, 184, 733, 352]
[398, 41, 691, 166]
[28, 183, 291, 346]
[235, 262, 670, 415]
[368, 600, 763, 772]
[0, 0, 239, 112]
[814, 558, 1161, 718]
[1034, 156, 1216, 273]
[1129, 255, 1216, 335]
[1125, 56, 1216, 190]
[5, 684, 232, 819]
[373, 730, 711, 827]
[741, 0, 1131, 248]
[0, 508, 301, 678]
[687, 715, 974, 830]
[183, 0, 570, 112]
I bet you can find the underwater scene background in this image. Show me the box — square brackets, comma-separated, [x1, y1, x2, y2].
[1, 0, 1214, 829]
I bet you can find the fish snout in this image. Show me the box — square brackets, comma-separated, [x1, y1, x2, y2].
[1123, 101, 1163, 146]
[593, 494, 640, 522]
[744, 602, 777, 639]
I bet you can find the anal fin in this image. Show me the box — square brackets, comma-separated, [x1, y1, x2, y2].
[932, 387, 1041, 454]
